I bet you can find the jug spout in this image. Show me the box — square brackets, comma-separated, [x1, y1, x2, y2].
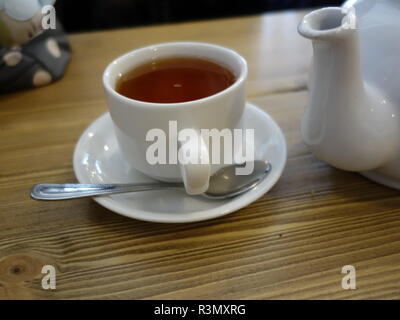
[298, 7, 399, 172]
[298, 7, 356, 40]
[298, 7, 363, 92]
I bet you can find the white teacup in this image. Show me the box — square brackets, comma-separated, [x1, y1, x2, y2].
[103, 42, 247, 194]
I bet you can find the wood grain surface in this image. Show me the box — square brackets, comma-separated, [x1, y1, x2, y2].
[0, 11, 399, 300]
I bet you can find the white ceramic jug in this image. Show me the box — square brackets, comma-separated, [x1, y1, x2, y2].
[298, 0, 400, 189]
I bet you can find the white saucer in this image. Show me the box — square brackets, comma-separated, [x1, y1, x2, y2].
[73, 103, 287, 223]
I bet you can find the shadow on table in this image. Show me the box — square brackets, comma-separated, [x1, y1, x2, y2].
[84, 163, 400, 239]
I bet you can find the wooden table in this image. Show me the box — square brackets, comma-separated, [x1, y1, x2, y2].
[1, 10, 400, 300]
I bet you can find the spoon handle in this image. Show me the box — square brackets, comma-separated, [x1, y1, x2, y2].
[31, 183, 182, 200]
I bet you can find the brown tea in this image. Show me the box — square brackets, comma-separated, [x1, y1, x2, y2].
[116, 57, 235, 103]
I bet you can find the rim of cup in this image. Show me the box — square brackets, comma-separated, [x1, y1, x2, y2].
[103, 41, 248, 108]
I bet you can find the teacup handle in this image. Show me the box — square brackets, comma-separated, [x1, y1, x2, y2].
[178, 129, 210, 195]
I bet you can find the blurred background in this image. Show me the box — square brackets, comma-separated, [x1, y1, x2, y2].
[55, 0, 344, 32]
